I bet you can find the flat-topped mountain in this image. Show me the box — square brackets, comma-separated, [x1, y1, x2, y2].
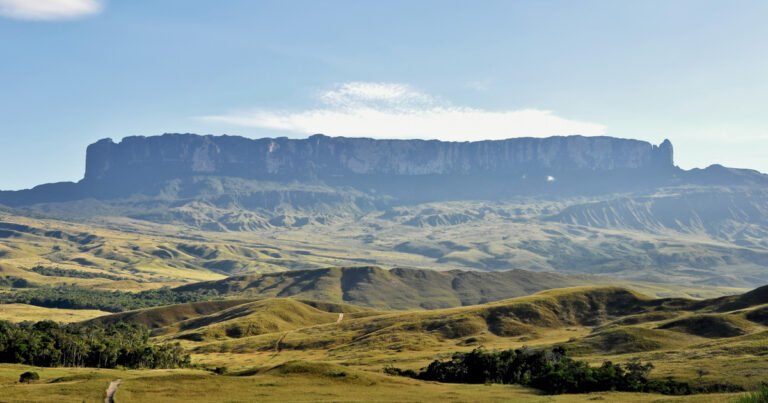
[0, 134, 691, 206]
[84, 133, 674, 181]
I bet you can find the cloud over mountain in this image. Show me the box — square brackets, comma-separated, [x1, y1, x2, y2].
[200, 82, 606, 141]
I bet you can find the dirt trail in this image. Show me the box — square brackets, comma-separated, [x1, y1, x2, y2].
[275, 314, 342, 354]
[104, 379, 121, 403]
[275, 332, 289, 353]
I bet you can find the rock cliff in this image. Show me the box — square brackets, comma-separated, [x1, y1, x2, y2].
[8, 133, 766, 208]
[84, 133, 675, 182]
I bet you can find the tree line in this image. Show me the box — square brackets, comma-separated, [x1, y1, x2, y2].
[0, 285, 221, 312]
[24, 265, 131, 281]
[0, 320, 190, 369]
[386, 347, 700, 395]
[0, 276, 33, 289]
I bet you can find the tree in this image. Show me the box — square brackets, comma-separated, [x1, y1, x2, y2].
[19, 371, 39, 383]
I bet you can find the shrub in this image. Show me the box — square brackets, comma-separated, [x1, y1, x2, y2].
[19, 371, 39, 383]
[735, 384, 768, 403]
[387, 347, 693, 395]
[383, 365, 418, 378]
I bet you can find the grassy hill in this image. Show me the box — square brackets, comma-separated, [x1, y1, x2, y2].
[6, 284, 768, 400]
[88, 298, 381, 341]
[78, 283, 768, 391]
[88, 286, 656, 348]
[93, 283, 768, 351]
[185, 286, 656, 354]
[172, 266, 748, 310]
[171, 266, 637, 310]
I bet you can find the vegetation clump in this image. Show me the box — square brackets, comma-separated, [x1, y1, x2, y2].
[0, 285, 221, 312]
[388, 347, 693, 395]
[0, 320, 190, 368]
[0, 276, 35, 289]
[736, 384, 768, 403]
[18, 371, 39, 383]
[25, 265, 131, 281]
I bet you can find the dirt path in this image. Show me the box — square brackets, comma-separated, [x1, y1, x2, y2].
[274, 315, 341, 354]
[104, 379, 121, 403]
[275, 332, 289, 353]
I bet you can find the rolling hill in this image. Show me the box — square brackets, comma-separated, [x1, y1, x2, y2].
[80, 282, 768, 392]
[171, 265, 739, 310]
[87, 298, 380, 341]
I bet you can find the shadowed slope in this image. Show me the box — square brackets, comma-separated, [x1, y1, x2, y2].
[193, 286, 652, 353]
[88, 298, 382, 342]
[172, 266, 625, 310]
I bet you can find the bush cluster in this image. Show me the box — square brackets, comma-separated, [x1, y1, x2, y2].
[0, 285, 220, 312]
[25, 265, 130, 281]
[736, 384, 768, 403]
[0, 276, 34, 289]
[0, 320, 190, 369]
[388, 347, 694, 395]
[19, 371, 39, 383]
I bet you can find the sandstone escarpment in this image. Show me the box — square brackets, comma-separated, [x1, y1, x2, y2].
[84, 133, 674, 182]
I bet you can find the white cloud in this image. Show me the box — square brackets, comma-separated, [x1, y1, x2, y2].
[320, 82, 433, 109]
[0, 0, 102, 21]
[200, 82, 606, 141]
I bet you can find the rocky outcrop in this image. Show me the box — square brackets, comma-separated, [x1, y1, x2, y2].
[3, 133, 765, 208]
[84, 133, 675, 182]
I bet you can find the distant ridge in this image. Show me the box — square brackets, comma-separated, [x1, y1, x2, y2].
[83, 133, 674, 181]
[0, 133, 683, 205]
[3, 133, 767, 208]
[172, 266, 642, 310]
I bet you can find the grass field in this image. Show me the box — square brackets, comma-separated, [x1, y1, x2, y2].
[0, 362, 746, 402]
[3, 283, 768, 401]
[33, 284, 757, 402]
[0, 303, 108, 322]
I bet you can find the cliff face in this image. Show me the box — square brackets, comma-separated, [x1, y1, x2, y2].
[84, 133, 675, 182]
[0, 134, 688, 207]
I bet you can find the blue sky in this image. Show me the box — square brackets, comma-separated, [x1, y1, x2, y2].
[1, 0, 767, 190]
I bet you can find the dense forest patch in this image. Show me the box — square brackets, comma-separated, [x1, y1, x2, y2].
[0, 320, 190, 368]
[0, 285, 220, 312]
[386, 347, 740, 395]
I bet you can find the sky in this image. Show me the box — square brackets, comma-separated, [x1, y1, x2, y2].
[1, 0, 767, 190]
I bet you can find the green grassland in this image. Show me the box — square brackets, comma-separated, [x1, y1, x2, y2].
[16, 285, 750, 401]
[0, 303, 109, 322]
[0, 362, 742, 402]
[5, 284, 768, 401]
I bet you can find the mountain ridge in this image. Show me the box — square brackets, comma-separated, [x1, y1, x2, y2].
[83, 133, 675, 180]
[4, 133, 768, 209]
[1, 133, 684, 206]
